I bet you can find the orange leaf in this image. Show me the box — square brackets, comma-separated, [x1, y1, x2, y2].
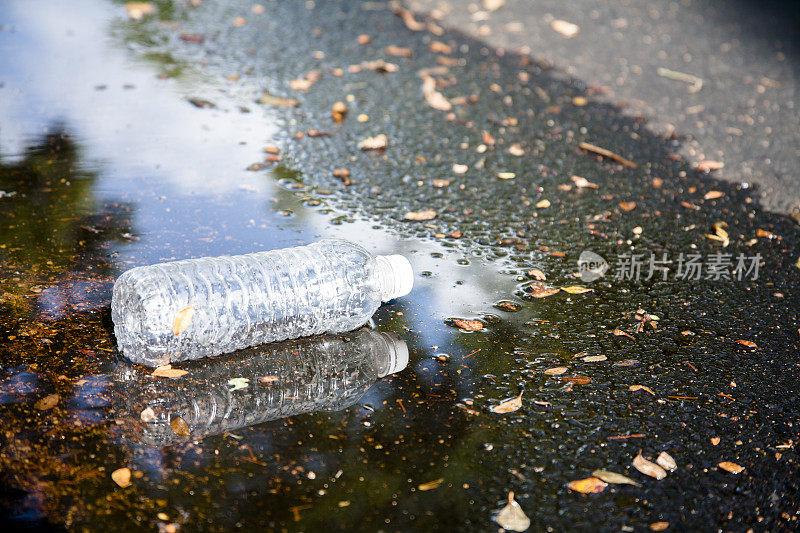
[561, 375, 592, 385]
[697, 160, 724, 172]
[704, 190, 724, 200]
[736, 339, 757, 349]
[619, 201, 636, 211]
[451, 319, 483, 332]
[417, 478, 444, 491]
[568, 477, 607, 494]
[152, 365, 188, 378]
[111, 467, 132, 488]
[718, 461, 744, 474]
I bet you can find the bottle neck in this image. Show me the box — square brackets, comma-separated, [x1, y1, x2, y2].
[374, 255, 414, 302]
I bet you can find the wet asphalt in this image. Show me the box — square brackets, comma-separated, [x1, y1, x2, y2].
[0, 0, 799, 531]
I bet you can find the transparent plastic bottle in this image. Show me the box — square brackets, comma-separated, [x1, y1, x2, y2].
[111, 239, 413, 367]
[113, 328, 409, 445]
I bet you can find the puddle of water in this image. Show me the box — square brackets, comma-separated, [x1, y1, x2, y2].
[0, 0, 799, 531]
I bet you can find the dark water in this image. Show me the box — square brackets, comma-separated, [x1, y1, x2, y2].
[0, 1, 798, 531]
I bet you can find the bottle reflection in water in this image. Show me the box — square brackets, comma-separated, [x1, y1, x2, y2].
[114, 328, 408, 445]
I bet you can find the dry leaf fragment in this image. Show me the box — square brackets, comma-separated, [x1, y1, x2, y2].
[591, 470, 641, 487]
[395, 8, 426, 31]
[170, 416, 191, 437]
[561, 286, 593, 294]
[656, 452, 677, 472]
[111, 467, 132, 488]
[649, 522, 669, 532]
[568, 477, 607, 494]
[613, 328, 635, 339]
[619, 201, 636, 211]
[633, 451, 667, 480]
[718, 461, 744, 474]
[571, 175, 598, 189]
[498, 172, 516, 180]
[697, 160, 724, 172]
[34, 394, 60, 411]
[417, 478, 444, 491]
[582, 355, 607, 362]
[421, 75, 452, 111]
[432, 179, 450, 188]
[736, 339, 757, 349]
[629, 385, 655, 396]
[535, 199, 551, 208]
[173, 306, 195, 336]
[258, 93, 300, 107]
[124, 2, 155, 20]
[331, 101, 348, 122]
[544, 367, 568, 376]
[508, 144, 525, 156]
[551, 19, 580, 38]
[704, 190, 724, 200]
[404, 209, 437, 221]
[453, 163, 469, 174]
[140, 407, 156, 423]
[452, 318, 483, 331]
[496, 492, 530, 532]
[579, 142, 637, 168]
[358, 134, 388, 151]
[385, 45, 412, 57]
[527, 269, 546, 280]
[152, 365, 188, 378]
[561, 375, 592, 385]
[711, 437, 720, 446]
[527, 282, 560, 298]
[492, 391, 523, 414]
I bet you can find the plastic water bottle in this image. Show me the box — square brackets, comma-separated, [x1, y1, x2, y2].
[113, 328, 409, 444]
[111, 239, 413, 367]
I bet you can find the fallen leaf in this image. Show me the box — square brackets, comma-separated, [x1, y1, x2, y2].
[697, 160, 724, 172]
[453, 163, 469, 174]
[417, 478, 444, 491]
[544, 367, 567, 376]
[170, 416, 191, 437]
[111, 467, 132, 488]
[527, 269, 546, 280]
[571, 175, 598, 189]
[736, 339, 757, 349]
[561, 375, 592, 385]
[173, 306, 195, 335]
[508, 144, 525, 156]
[568, 477, 607, 494]
[629, 385, 655, 396]
[656, 452, 677, 472]
[452, 318, 483, 331]
[711, 437, 720, 446]
[228, 377, 250, 391]
[124, 2, 155, 20]
[385, 45, 412, 57]
[591, 469, 641, 487]
[482, 130, 496, 145]
[582, 355, 607, 362]
[718, 461, 744, 474]
[421, 75, 452, 111]
[358, 134, 388, 150]
[495, 492, 530, 532]
[527, 282, 560, 298]
[404, 209, 437, 221]
[498, 172, 516, 180]
[152, 365, 188, 378]
[551, 19, 580, 38]
[561, 286, 593, 294]
[492, 391, 523, 414]
[140, 407, 156, 423]
[257, 93, 300, 107]
[34, 394, 60, 411]
[704, 190, 724, 200]
[579, 142, 637, 168]
[649, 522, 669, 531]
[613, 328, 635, 339]
[633, 451, 667, 480]
[619, 201, 637, 212]
[535, 199, 551, 208]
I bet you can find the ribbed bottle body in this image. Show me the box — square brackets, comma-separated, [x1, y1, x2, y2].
[111, 239, 383, 366]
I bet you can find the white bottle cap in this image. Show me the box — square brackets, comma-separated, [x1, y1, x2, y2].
[378, 332, 409, 376]
[376, 254, 414, 301]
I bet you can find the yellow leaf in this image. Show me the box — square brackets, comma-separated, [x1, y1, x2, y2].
[535, 199, 551, 208]
[498, 172, 516, 180]
[568, 477, 607, 493]
[632, 451, 667, 480]
[561, 286, 593, 294]
[111, 467, 132, 488]
[417, 478, 444, 491]
[718, 461, 744, 474]
[492, 391, 523, 414]
[173, 306, 195, 336]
